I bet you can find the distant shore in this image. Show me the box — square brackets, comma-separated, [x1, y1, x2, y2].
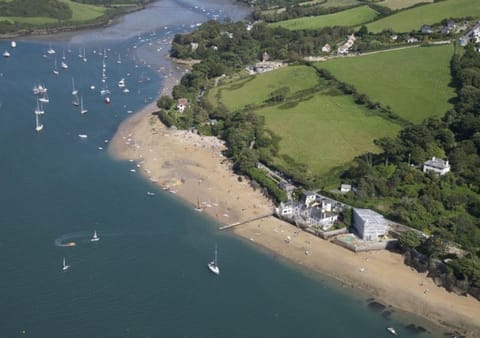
[108, 71, 480, 337]
[0, 2, 152, 40]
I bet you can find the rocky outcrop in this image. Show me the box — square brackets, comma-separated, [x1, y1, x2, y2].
[402, 248, 480, 301]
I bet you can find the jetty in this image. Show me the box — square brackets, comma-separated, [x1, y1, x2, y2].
[219, 213, 273, 230]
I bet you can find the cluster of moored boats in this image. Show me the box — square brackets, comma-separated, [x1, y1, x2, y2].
[28, 43, 137, 133]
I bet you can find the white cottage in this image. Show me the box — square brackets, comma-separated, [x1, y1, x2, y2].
[423, 157, 450, 176]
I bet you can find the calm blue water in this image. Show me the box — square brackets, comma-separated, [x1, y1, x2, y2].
[0, 1, 447, 337]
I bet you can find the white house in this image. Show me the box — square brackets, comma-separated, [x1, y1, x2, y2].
[423, 156, 451, 175]
[407, 36, 419, 43]
[340, 184, 351, 193]
[353, 208, 388, 241]
[301, 191, 317, 207]
[190, 42, 199, 51]
[321, 43, 331, 53]
[176, 98, 189, 113]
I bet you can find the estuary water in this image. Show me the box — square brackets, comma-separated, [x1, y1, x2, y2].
[0, 1, 445, 337]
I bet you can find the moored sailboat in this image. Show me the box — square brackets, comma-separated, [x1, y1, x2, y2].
[80, 96, 88, 115]
[71, 78, 78, 95]
[53, 57, 59, 75]
[90, 230, 100, 242]
[35, 113, 43, 132]
[72, 93, 80, 107]
[35, 98, 45, 115]
[207, 245, 220, 275]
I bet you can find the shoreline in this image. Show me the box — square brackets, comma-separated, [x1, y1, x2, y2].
[0, 2, 151, 40]
[108, 95, 480, 337]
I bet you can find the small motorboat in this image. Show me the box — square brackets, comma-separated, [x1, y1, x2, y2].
[387, 327, 397, 336]
[3, 50, 10, 57]
[105, 97, 111, 104]
[78, 134, 88, 139]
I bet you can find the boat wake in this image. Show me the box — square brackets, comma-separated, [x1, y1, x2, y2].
[54, 232, 97, 247]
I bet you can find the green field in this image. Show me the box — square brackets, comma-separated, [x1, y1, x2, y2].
[268, 5, 378, 30]
[0, 16, 58, 24]
[366, 0, 480, 33]
[320, 0, 362, 8]
[0, 0, 107, 26]
[208, 64, 402, 174]
[317, 44, 455, 123]
[377, 0, 433, 10]
[257, 93, 401, 174]
[207, 65, 321, 111]
[60, 0, 106, 22]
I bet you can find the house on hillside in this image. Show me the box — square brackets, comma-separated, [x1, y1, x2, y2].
[423, 157, 451, 176]
[340, 184, 351, 193]
[321, 43, 331, 53]
[407, 36, 419, 43]
[441, 20, 456, 34]
[176, 98, 189, 113]
[190, 42, 199, 51]
[353, 208, 388, 241]
[337, 34, 356, 55]
[421, 25, 433, 34]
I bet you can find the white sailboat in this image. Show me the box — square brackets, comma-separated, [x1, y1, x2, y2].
[72, 93, 80, 107]
[90, 230, 100, 242]
[62, 257, 70, 271]
[53, 57, 59, 75]
[118, 78, 125, 88]
[2, 50, 10, 57]
[47, 43, 56, 55]
[61, 60, 69, 69]
[80, 96, 88, 115]
[71, 78, 78, 95]
[207, 245, 220, 275]
[35, 98, 45, 115]
[116, 54, 122, 64]
[82, 48, 87, 63]
[39, 91, 49, 104]
[35, 114, 43, 132]
[11, 41, 16, 48]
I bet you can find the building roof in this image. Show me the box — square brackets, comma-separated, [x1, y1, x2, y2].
[424, 157, 449, 170]
[354, 208, 387, 226]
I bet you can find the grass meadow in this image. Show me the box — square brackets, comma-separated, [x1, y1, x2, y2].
[317, 44, 455, 123]
[0, 16, 58, 24]
[376, 0, 433, 10]
[366, 0, 480, 33]
[268, 5, 378, 30]
[60, 0, 106, 22]
[257, 93, 401, 174]
[0, 0, 106, 26]
[207, 65, 322, 111]
[208, 64, 402, 174]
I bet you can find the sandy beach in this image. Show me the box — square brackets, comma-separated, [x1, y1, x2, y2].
[108, 86, 480, 337]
